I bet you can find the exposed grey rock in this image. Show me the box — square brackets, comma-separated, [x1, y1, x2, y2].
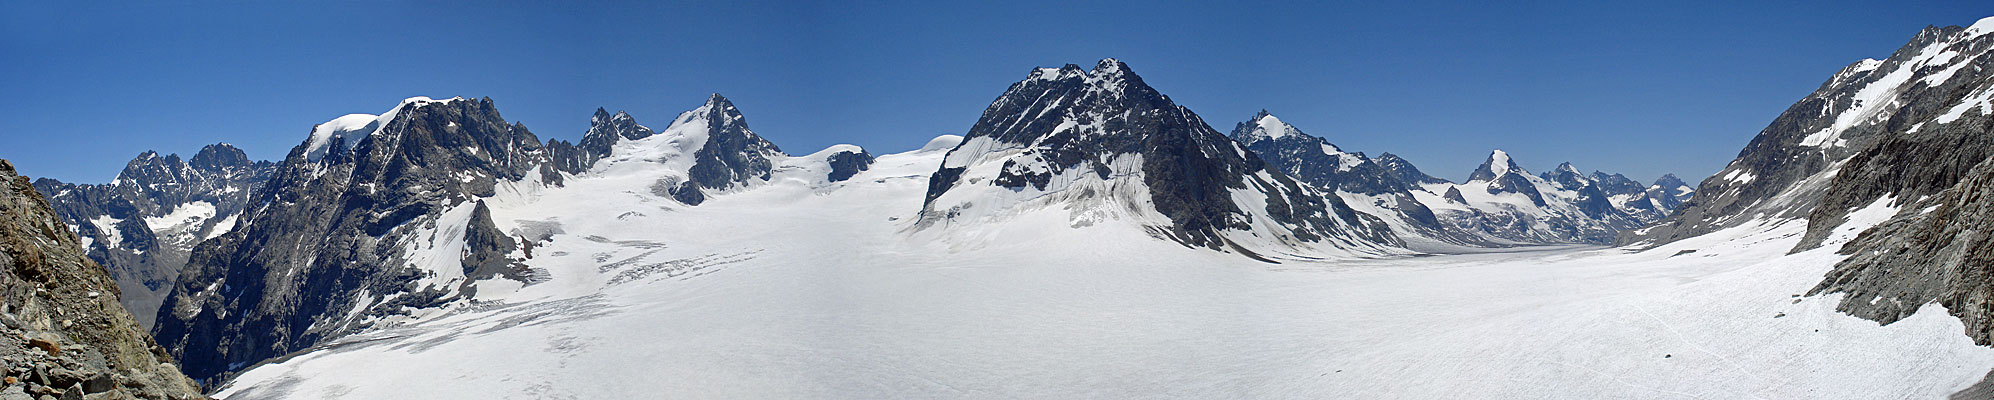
[1806, 83, 1994, 344]
[460, 200, 529, 288]
[824, 149, 873, 183]
[547, 96, 784, 206]
[1442, 187, 1467, 204]
[1795, 65, 1994, 252]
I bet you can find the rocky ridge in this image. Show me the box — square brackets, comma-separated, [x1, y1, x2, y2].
[0, 159, 204, 399]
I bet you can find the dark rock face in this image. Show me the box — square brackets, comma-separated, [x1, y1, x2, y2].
[1810, 149, 1994, 344]
[461, 200, 528, 286]
[0, 159, 204, 399]
[1803, 38, 1994, 343]
[31, 144, 273, 328]
[152, 97, 546, 386]
[1621, 23, 1994, 247]
[1376, 153, 1449, 185]
[1486, 172, 1547, 207]
[1442, 186, 1467, 204]
[679, 94, 785, 204]
[1540, 167, 1660, 221]
[1796, 62, 1994, 251]
[547, 108, 657, 176]
[921, 59, 1399, 254]
[1589, 171, 1668, 219]
[580, 109, 657, 162]
[824, 149, 874, 183]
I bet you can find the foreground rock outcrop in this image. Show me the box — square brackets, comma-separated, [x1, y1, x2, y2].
[0, 159, 204, 399]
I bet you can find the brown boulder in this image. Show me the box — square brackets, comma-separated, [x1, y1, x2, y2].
[25, 339, 57, 356]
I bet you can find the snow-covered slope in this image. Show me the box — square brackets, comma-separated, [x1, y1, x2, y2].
[208, 139, 1994, 399]
[919, 59, 1402, 260]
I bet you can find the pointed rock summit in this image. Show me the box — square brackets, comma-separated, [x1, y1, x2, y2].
[1376, 153, 1449, 185]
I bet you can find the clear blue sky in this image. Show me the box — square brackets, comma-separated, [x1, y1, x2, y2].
[2, 1, 1987, 184]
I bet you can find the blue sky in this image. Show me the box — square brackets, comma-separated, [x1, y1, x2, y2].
[1, 1, 1987, 184]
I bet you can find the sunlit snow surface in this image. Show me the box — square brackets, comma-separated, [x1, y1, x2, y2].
[216, 142, 1994, 399]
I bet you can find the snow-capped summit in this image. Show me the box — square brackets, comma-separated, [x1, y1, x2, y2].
[1468, 150, 1527, 181]
[1376, 153, 1449, 185]
[1230, 111, 1369, 186]
[302, 96, 468, 163]
[1233, 110, 1308, 143]
[921, 59, 1402, 258]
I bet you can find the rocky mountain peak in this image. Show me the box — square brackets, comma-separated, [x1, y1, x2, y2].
[189, 143, 252, 171]
[579, 107, 656, 156]
[661, 93, 784, 205]
[1540, 162, 1591, 190]
[1376, 153, 1449, 185]
[1589, 171, 1648, 196]
[116, 151, 184, 187]
[1652, 173, 1687, 189]
[921, 58, 1400, 256]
